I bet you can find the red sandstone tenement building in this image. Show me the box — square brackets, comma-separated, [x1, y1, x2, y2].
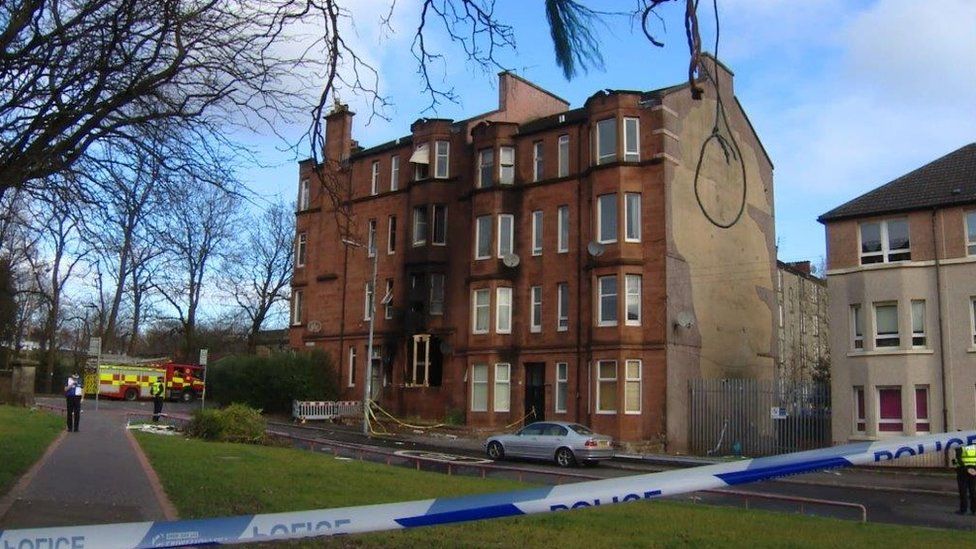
[290, 55, 777, 452]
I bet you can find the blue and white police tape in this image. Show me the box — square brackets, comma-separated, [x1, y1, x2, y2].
[2, 431, 973, 548]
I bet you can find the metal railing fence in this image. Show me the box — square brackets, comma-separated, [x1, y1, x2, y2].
[690, 379, 830, 457]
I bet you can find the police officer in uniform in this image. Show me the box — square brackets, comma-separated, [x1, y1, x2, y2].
[64, 374, 83, 432]
[151, 376, 165, 422]
[952, 443, 976, 515]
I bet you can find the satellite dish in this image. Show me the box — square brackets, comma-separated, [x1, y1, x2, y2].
[439, 340, 453, 355]
[674, 312, 695, 329]
[307, 320, 322, 333]
[502, 253, 521, 268]
[587, 241, 605, 257]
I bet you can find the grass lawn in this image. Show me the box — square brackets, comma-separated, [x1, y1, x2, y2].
[0, 405, 65, 495]
[136, 434, 973, 548]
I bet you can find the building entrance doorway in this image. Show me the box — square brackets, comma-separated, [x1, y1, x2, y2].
[524, 363, 545, 422]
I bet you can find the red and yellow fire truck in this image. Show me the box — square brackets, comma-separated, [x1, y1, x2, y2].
[84, 362, 205, 402]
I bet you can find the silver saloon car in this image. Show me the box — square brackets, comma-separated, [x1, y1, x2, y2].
[484, 421, 614, 467]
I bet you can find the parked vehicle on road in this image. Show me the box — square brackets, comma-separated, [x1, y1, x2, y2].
[483, 421, 614, 467]
[84, 362, 205, 403]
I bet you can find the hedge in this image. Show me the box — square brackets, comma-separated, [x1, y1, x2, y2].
[205, 351, 338, 414]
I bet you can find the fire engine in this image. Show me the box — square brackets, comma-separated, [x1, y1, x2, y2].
[84, 362, 205, 402]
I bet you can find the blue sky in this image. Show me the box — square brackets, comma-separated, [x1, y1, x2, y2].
[240, 0, 976, 268]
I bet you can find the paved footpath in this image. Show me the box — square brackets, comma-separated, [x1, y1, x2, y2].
[0, 402, 177, 529]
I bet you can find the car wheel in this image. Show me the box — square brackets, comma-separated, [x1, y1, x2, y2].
[180, 389, 196, 403]
[124, 388, 138, 401]
[555, 447, 576, 468]
[487, 441, 505, 461]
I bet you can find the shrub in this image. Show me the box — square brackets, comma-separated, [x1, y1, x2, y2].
[186, 409, 224, 441]
[218, 404, 267, 443]
[186, 404, 267, 444]
[206, 351, 338, 414]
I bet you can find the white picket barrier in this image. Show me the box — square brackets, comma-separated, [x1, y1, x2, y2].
[293, 400, 362, 422]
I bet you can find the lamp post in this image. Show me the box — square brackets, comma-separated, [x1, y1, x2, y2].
[342, 237, 378, 436]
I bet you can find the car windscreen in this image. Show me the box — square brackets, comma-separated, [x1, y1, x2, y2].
[568, 424, 594, 435]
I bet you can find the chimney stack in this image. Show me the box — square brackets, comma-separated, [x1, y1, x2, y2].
[324, 103, 355, 163]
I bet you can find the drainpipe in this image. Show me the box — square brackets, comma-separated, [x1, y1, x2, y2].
[930, 209, 950, 441]
[575, 122, 588, 425]
[337, 166, 353, 393]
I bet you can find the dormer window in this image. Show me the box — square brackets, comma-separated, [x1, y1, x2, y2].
[859, 218, 910, 264]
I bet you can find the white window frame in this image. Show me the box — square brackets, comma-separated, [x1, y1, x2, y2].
[914, 385, 930, 433]
[364, 281, 374, 321]
[478, 149, 494, 188]
[966, 211, 976, 256]
[624, 192, 641, 242]
[624, 359, 642, 414]
[850, 304, 864, 351]
[432, 204, 447, 246]
[387, 216, 397, 254]
[911, 300, 926, 348]
[413, 143, 430, 180]
[429, 273, 445, 316]
[296, 233, 307, 267]
[434, 141, 450, 179]
[298, 179, 310, 211]
[412, 206, 427, 247]
[877, 386, 904, 434]
[291, 290, 303, 326]
[595, 118, 617, 165]
[475, 215, 492, 260]
[557, 205, 569, 253]
[625, 274, 641, 326]
[853, 386, 865, 433]
[596, 360, 617, 414]
[873, 301, 900, 348]
[597, 194, 618, 244]
[494, 363, 511, 412]
[471, 364, 488, 412]
[384, 279, 394, 320]
[555, 362, 568, 413]
[558, 135, 569, 177]
[532, 210, 543, 256]
[971, 297, 976, 347]
[472, 289, 490, 334]
[367, 219, 376, 257]
[499, 146, 515, 185]
[497, 214, 514, 258]
[530, 286, 542, 333]
[496, 287, 513, 334]
[390, 155, 400, 191]
[598, 275, 618, 327]
[370, 160, 379, 195]
[557, 282, 569, 331]
[623, 117, 640, 162]
[533, 141, 544, 182]
[409, 334, 431, 387]
[859, 218, 911, 265]
[348, 347, 357, 387]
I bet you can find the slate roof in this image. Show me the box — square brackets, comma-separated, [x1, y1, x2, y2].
[818, 143, 976, 223]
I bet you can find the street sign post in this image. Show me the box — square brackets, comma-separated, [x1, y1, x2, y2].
[199, 348, 209, 409]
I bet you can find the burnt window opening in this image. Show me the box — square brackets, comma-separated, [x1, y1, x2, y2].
[407, 334, 443, 387]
